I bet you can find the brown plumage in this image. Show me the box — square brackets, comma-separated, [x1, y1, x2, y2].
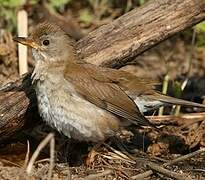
[14, 22, 205, 142]
[63, 61, 151, 127]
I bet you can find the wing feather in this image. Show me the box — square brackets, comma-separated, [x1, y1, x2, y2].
[64, 63, 153, 127]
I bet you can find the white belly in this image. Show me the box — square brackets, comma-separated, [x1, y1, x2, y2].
[35, 76, 119, 142]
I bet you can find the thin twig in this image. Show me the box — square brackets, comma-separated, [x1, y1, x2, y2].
[131, 148, 205, 179]
[26, 133, 55, 178]
[48, 135, 55, 180]
[0, 159, 21, 168]
[109, 137, 138, 161]
[34, 158, 50, 164]
[131, 170, 153, 180]
[188, 169, 205, 173]
[96, 160, 129, 179]
[163, 148, 205, 167]
[147, 162, 192, 180]
[103, 143, 135, 164]
[79, 169, 113, 180]
[97, 164, 140, 171]
[23, 140, 30, 169]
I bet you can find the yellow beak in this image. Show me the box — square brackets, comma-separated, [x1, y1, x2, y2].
[13, 37, 39, 49]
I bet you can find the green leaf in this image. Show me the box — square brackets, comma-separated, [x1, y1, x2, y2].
[193, 22, 205, 46]
[139, 0, 144, 5]
[49, 0, 71, 9]
[79, 9, 93, 26]
[195, 21, 205, 33]
[0, 0, 26, 8]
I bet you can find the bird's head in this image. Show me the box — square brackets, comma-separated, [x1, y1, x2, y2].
[14, 22, 76, 63]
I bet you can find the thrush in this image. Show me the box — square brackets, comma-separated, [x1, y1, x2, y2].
[14, 22, 205, 142]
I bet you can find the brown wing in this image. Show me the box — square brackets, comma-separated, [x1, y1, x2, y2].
[64, 62, 152, 127]
[101, 68, 160, 96]
[78, 63, 159, 97]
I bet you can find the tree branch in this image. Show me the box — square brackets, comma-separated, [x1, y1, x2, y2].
[77, 0, 205, 68]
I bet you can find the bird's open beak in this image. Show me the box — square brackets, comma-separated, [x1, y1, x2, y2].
[13, 37, 39, 49]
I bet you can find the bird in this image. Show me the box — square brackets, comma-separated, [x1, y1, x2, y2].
[14, 22, 205, 143]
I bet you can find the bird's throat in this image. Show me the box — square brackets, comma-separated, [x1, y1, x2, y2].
[31, 60, 45, 83]
[32, 49, 48, 62]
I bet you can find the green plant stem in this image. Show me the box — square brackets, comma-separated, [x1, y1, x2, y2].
[158, 74, 170, 115]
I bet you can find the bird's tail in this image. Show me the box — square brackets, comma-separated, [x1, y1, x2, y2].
[152, 92, 205, 108]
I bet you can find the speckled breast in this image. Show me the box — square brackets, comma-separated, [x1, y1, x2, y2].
[34, 74, 120, 142]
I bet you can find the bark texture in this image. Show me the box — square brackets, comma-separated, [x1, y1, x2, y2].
[77, 0, 205, 68]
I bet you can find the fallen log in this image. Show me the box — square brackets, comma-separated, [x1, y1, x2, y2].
[1, 0, 205, 141]
[77, 0, 205, 68]
[0, 74, 39, 141]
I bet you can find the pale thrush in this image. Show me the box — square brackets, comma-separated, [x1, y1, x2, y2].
[14, 22, 205, 142]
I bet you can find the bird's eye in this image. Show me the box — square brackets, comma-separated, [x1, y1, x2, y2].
[43, 40, 50, 46]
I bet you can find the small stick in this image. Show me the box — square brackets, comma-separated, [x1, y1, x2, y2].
[147, 162, 191, 180]
[23, 140, 30, 169]
[48, 135, 55, 180]
[163, 148, 205, 167]
[26, 133, 55, 180]
[17, 9, 28, 76]
[0, 159, 21, 168]
[79, 169, 113, 180]
[103, 143, 135, 163]
[131, 148, 205, 179]
[131, 170, 153, 180]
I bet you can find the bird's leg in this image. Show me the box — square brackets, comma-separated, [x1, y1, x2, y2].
[86, 142, 103, 167]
